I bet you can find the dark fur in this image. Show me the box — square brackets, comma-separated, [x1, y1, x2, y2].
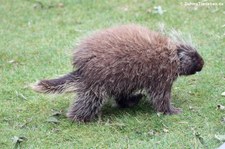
[32, 24, 204, 122]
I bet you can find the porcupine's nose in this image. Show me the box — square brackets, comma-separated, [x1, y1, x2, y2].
[196, 58, 204, 72]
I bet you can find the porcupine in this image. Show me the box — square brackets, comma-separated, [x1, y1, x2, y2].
[32, 24, 204, 122]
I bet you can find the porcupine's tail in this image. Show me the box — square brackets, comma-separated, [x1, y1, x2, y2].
[31, 71, 80, 94]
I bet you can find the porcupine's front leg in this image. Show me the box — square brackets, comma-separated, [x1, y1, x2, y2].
[148, 83, 182, 115]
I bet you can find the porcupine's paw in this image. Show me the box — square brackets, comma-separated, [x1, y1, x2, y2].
[67, 112, 92, 123]
[163, 107, 182, 115]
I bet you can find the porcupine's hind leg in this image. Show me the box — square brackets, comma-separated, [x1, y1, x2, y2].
[67, 90, 104, 122]
[114, 93, 144, 108]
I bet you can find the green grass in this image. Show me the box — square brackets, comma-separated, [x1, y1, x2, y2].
[0, 0, 224, 148]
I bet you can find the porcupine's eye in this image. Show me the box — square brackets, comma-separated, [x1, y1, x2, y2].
[177, 48, 192, 75]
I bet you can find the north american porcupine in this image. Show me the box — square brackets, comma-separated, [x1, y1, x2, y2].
[32, 24, 204, 122]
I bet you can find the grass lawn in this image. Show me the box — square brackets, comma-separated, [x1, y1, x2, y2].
[0, 0, 224, 148]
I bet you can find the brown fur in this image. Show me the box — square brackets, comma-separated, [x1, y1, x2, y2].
[32, 24, 204, 122]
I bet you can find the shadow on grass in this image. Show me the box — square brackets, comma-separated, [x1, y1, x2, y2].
[101, 99, 155, 120]
[52, 93, 186, 125]
[55, 98, 155, 123]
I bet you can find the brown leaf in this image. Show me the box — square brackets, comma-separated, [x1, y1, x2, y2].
[57, 3, 64, 8]
[163, 128, 169, 133]
[215, 135, 225, 142]
[12, 136, 27, 148]
[221, 92, 225, 97]
[47, 117, 60, 124]
[147, 130, 156, 136]
[217, 105, 225, 110]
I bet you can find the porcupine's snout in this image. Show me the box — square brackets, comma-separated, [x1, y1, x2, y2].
[191, 52, 204, 74]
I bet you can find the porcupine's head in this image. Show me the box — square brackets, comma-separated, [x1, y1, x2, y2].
[168, 29, 204, 76]
[176, 44, 204, 75]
